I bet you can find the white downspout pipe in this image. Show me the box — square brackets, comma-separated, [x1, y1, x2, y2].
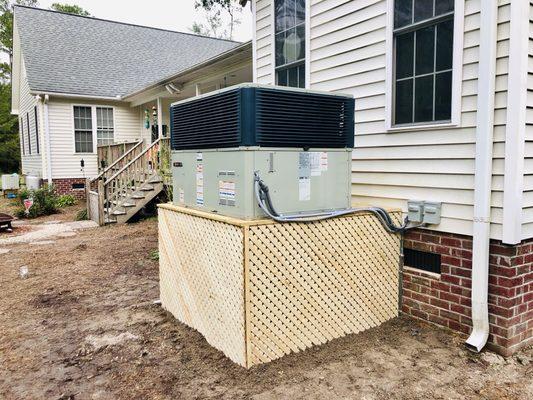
[42, 94, 52, 186]
[466, 0, 498, 352]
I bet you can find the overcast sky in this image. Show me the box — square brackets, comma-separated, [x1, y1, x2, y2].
[37, 0, 253, 42]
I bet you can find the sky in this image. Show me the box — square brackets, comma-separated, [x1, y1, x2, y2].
[36, 0, 253, 42]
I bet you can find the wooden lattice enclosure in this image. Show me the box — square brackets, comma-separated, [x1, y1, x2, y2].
[159, 204, 401, 368]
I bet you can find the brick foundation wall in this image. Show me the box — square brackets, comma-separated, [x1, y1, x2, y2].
[52, 178, 87, 200]
[402, 230, 533, 356]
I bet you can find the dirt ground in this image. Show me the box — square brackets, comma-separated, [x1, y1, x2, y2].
[0, 200, 531, 400]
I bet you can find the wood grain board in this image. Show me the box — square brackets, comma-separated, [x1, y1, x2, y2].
[158, 206, 401, 368]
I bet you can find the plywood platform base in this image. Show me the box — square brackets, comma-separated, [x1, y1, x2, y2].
[158, 203, 401, 368]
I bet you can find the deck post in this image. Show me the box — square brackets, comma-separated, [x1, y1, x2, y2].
[98, 179, 105, 226]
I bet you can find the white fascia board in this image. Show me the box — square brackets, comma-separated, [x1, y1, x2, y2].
[502, 0, 529, 245]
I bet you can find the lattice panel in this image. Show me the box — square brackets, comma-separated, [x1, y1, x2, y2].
[246, 213, 400, 366]
[159, 208, 247, 366]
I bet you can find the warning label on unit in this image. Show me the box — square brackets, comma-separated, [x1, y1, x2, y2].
[298, 177, 311, 201]
[178, 188, 185, 204]
[309, 152, 328, 176]
[196, 164, 204, 206]
[298, 152, 311, 201]
[218, 180, 236, 206]
[196, 152, 203, 161]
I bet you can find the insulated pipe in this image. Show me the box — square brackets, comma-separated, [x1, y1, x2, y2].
[466, 0, 498, 352]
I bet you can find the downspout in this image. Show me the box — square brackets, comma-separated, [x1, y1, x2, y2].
[40, 94, 52, 185]
[466, 0, 498, 352]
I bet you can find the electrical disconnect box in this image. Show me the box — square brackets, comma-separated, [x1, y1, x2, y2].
[407, 200, 442, 225]
[170, 84, 355, 220]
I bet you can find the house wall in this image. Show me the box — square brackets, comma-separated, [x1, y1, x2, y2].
[522, 3, 533, 238]
[19, 59, 43, 177]
[252, 0, 512, 241]
[47, 98, 141, 180]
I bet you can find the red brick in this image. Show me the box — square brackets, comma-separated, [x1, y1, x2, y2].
[440, 291, 462, 304]
[441, 237, 461, 248]
[451, 303, 470, 316]
[441, 255, 461, 267]
[427, 314, 448, 327]
[430, 298, 449, 310]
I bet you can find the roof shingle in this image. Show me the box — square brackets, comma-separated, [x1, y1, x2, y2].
[14, 6, 241, 98]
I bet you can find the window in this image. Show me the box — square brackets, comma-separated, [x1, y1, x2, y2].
[20, 117, 25, 156]
[274, 0, 305, 88]
[34, 106, 40, 154]
[96, 107, 114, 145]
[26, 113, 31, 155]
[393, 0, 454, 126]
[73, 106, 93, 153]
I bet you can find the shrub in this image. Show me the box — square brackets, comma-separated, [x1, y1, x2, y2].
[57, 194, 76, 208]
[75, 209, 88, 221]
[16, 186, 59, 218]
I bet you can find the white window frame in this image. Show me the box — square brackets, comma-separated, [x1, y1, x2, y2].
[71, 104, 116, 154]
[95, 106, 115, 146]
[385, 0, 464, 132]
[270, 0, 311, 89]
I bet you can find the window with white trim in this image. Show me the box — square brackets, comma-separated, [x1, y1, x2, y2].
[73, 106, 93, 153]
[96, 107, 114, 145]
[274, 0, 305, 88]
[393, 0, 454, 126]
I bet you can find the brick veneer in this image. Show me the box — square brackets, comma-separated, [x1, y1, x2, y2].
[402, 230, 533, 356]
[52, 178, 87, 200]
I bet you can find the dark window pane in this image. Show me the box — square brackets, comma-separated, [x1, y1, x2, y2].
[277, 69, 287, 86]
[435, 0, 454, 15]
[415, 25, 435, 75]
[288, 66, 298, 87]
[297, 24, 305, 61]
[395, 79, 413, 124]
[295, 0, 305, 25]
[396, 32, 414, 79]
[275, 32, 285, 65]
[414, 0, 433, 22]
[435, 71, 452, 120]
[298, 64, 305, 88]
[275, 0, 286, 32]
[394, 0, 412, 28]
[414, 75, 434, 122]
[436, 19, 453, 71]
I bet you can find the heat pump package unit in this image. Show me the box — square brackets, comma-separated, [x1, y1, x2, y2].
[170, 84, 355, 220]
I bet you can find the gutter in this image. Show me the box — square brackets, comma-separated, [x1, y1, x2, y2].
[466, 0, 498, 352]
[31, 91, 123, 102]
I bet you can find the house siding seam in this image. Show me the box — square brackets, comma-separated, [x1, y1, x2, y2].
[403, 230, 533, 356]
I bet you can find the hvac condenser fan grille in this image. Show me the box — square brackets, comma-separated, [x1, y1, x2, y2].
[171, 89, 241, 150]
[255, 88, 353, 148]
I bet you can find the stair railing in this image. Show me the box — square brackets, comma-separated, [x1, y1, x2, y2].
[102, 138, 168, 220]
[89, 139, 144, 191]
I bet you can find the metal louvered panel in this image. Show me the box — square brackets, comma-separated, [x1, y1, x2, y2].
[255, 88, 354, 148]
[171, 89, 241, 150]
[170, 85, 355, 150]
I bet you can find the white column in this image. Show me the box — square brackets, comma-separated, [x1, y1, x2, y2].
[157, 97, 163, 139]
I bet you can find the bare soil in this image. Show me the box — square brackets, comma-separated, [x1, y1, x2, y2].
[0, 209, 531, 400]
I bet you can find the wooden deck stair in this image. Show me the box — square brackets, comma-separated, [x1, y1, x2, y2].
[87, 138, 170, 225]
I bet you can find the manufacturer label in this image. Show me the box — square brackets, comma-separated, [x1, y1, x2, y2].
[196, 164, 204, 206]
[178, 188, 184, 204]
[298, 153, 311, 201]
[218, 180, 236, 206]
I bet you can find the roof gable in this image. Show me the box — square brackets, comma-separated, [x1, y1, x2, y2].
[14, 6, 240, 98]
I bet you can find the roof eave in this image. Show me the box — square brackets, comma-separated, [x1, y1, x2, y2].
[29, 90, 124, 102]
[122, 41, 252, 100]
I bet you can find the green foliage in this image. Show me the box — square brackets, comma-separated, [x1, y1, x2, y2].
[0, 83, 19, 173]
[149, 249, 159, 261]
[0, 0, 38, 63]
[16, 185, 58, 218]
[75, 208, 88, 221]
[57, 194, 76, 207]
[192, 0, 242, 40]
[50, 3, 89, 16]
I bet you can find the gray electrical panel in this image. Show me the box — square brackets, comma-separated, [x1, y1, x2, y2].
[172, 148, 352, 220]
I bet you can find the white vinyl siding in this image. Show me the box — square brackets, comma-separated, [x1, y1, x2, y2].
[520, 3, 533, 238]
[19, 58, 42, 177]
[47, 99, 141, 179]
[253, 0, 513, 240]
[255, 0, 275, 84]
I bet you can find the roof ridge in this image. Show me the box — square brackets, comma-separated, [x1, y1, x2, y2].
[13, 4, 242, 44]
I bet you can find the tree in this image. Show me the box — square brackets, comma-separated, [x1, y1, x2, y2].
[191, 0, 242, 40]
[50, 3, 90, 16]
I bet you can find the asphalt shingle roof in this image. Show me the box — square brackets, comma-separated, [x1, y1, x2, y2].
[14, 6, 241, 98]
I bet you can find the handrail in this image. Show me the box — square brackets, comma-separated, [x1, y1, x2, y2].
[104, 138, 163, 186]
[91, 139, 143, 184]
